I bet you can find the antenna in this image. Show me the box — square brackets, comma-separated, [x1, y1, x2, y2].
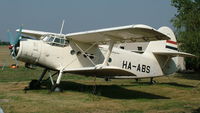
[60, 20, 65, 35]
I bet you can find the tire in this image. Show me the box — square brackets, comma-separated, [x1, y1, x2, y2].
[51, 84, 63, 92]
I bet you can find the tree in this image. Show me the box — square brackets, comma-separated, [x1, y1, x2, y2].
[171, 0, 200, 71]
[0, 40, 9, 45]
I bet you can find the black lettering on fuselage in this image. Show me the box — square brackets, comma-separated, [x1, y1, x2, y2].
[128, 62, 132, 69]
[146, 66, 150, 73]
[137, 64, 141, 71]
[122, 61, 127, 69]
[122, 61, 151, 74]
[142, 65, 146, 72]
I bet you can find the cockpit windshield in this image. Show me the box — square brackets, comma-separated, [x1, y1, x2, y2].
[42, 35, 68, 47]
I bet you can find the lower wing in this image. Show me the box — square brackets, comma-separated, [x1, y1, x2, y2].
[63, 66, 136, 77]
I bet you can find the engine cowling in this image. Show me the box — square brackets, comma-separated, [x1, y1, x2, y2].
[16, 39, 42, 64]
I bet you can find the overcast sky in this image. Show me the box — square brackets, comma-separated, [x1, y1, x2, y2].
[0, 0, 176, 41]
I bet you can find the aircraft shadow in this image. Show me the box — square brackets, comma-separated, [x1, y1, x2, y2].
[131, 82, 195, 88]
[158, 82, 195, 88]
[44, 81, 170, 100]
[177, 73, 200, 80]
[192, 107, 200, 113]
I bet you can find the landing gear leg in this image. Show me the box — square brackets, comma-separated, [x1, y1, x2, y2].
[150, 78, 156, 84]
[24, 68, 48, 91]
[51, 71, 63, 92]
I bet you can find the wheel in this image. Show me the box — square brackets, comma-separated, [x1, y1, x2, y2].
[150, 80, 157, 84]
[105, 78, 110, 81]
[51, 84, 63, 92]
[29, 80, 41, 89]
[150, 78, 157, 84]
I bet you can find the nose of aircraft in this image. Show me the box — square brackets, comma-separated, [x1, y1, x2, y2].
[7, 26, 42, 65]
[16, 39, 42, 64]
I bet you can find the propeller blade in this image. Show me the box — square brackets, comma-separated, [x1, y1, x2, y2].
[7, 25, 22, 46]
[7, 31, 15, 45]
[16, 25, 22, 39]
[7, 25, 23, 67]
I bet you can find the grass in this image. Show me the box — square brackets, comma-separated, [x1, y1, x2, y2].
[0, 46, 24, 67]
[0, 67, 199, 113]
[0, 45, 200, 113]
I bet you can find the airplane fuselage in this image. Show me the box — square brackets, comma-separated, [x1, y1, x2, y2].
[16, 39, 165, 79]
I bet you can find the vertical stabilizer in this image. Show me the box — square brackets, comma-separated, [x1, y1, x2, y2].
[144, 26, 179, 75]
[145, 26, 178, 53]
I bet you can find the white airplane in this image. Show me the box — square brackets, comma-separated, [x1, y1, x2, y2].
[8, 22, 195, 91]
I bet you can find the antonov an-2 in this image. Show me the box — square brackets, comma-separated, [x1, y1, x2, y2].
[8, 22, 194, 91]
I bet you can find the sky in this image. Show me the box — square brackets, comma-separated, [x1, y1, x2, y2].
[0, 0, 177, 42]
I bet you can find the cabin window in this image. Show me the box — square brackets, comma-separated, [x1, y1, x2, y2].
[108, 58, 112, 63]
[138, 46, 142, 51]
[61, 39, 65, 44]
[120, 46, 125, 49]
[77, 51, 82, 56]
[70, 50, 75, 55]
[48, 37, 54, 42]
[54, 38, 60, 43]
[89, 56, 94, 59]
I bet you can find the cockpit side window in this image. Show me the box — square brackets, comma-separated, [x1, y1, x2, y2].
[42, 35, 68, 47]
[61, 39, 65, 45]
[54, 38, 61, 43]
[42, 36, 49, 42]
[48, 37, 54, 42]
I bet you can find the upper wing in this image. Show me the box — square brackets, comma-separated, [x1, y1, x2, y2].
[16, 29, 60, 39]
[66, 24, 170, 44]
[153, 51, 196, 57]
[17, 24, 170, 43]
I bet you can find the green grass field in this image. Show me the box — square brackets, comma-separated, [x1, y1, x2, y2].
[0, 46, 200, 113]
[0, 46, 24, 67]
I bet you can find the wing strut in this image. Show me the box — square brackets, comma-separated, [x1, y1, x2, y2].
[96, 41, 115, 69]
[102, 41, 115, 66]
[72, 41, 97, 66]
[161, 56, 170, 70]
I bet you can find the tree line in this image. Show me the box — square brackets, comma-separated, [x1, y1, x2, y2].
[0, 40, 9, 45]
[171, 0, 200, 71]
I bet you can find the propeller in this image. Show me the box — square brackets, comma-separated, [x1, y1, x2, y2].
[7, 25, 23, 66]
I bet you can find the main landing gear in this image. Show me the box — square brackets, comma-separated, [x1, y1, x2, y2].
[150, 77, 157, 84]
[50, 71, 64, 92]
[134, 78, 156, 84]
[24, 68, 63, 92]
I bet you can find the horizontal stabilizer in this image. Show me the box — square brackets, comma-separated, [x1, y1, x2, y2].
[153, 51, 195, 57]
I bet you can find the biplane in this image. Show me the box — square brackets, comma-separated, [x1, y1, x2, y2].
[8, 22, 194, 91]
